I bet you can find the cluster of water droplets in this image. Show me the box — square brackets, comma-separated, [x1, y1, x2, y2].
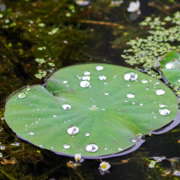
[79, 70, 92, 88]
[16, 66, 175, 156]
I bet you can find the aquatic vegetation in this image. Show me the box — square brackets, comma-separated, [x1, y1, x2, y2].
[121, 12, 180, 77]
[0, 0, 180, 179]
[4, 64, 178, 158]
[0, 0, 93, 81]
[160, 50, 180, 86]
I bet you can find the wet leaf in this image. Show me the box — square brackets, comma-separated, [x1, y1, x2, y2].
[4, 64, 178, 158]
[160, 50, 180, 86]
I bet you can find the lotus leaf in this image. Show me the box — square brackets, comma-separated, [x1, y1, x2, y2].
[4, 64, 178, 158]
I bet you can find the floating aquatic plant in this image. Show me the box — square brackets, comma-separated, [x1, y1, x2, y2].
[160, 50, 180, 87]
[121, 12, 180, 76]
[4, 64, 178, 158]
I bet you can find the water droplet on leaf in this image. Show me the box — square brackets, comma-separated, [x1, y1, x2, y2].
[141, 79, 148, 83]
[63, 80, 68, 84]
[29, 132, 34, 135]
[159, 104, 165, 108]
[124, 72, 138, 81]
[82, 76, 90, 81]
[63, 144, 70, 149]
[84, 71, 90, 75]
[118, 147, 123, 151]
[80, 81, 90, 88]
[67, 126, 79, 135]
[131, 134, 142, 143]
[18, 92, 26, 98]
[85, 144, 98, 152]
[62, 104, 71, 110]
[159, 109, 170, 115]
[127, 93, 135, 98]
[156, 89, 165, 95]
[89, 105, 98, 111]
[85, 132, 90, 137]
[99, 75, 107, 80]
[96, 65, 104, 71]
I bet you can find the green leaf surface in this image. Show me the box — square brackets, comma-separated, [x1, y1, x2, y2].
[4, 64, 178, 158]
[160, 51, 180, 86]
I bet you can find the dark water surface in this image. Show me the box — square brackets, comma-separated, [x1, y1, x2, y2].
[0, 0, 180, 179]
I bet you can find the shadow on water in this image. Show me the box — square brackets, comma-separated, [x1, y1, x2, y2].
[0, 0, 180, 179]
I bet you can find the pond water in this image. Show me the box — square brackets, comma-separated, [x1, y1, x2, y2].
[0, 0, 180, 179]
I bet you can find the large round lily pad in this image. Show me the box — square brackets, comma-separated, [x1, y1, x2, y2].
[4, 64, 178, 158]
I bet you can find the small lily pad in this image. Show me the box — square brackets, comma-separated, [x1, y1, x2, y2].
[160, 50, 180, 86]
[4, 64, 178, 158]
